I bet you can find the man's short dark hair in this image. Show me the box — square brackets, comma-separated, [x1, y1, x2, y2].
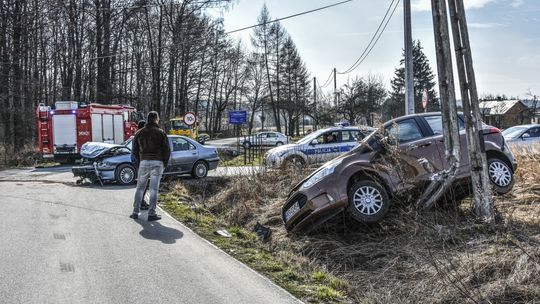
[137, 120, 146, 129]
[147, 111, 159, 124]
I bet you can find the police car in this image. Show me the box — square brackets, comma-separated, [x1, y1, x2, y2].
[264, 126, 375, 168]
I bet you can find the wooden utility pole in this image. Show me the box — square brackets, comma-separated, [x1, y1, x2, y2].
[417, 0, 461, 208]
[404, 0, 415, 114]
[447, 0, 493, 220]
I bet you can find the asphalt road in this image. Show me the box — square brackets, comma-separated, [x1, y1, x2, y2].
[0, 166, 298, 304]
[206, 137, 240, 148]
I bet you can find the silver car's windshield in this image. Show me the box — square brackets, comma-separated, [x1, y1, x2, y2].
[122, 137, 133, 150]
[502, 126, 527, 138]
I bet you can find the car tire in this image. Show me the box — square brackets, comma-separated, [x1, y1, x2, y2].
[242, 141, 251, 149]
[487, 157, 514, 195]
[276, 141, 284, 146]
[191, 160, 208, 179]
[115, 164, 137, 185]
[347, 180, 390, 223]
[282, 155, 306, 169]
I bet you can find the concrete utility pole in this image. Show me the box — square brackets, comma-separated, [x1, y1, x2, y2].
[404, 0, 415, 114]
[333, 68, 337, 106]
[313, 77, 317, 130]
[447, 0, 493, 220]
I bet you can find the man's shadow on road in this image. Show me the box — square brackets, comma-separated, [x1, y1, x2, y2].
[134, 217, 184, 244]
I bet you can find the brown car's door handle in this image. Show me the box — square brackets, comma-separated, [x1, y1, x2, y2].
[407, 142, 432, 151]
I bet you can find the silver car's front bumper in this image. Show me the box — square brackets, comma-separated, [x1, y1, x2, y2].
[72, 164, 116, 181]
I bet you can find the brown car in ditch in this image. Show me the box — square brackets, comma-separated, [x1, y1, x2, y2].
[283, 113, 517, 233]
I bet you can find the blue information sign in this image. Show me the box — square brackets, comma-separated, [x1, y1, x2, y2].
[229, 110, 247, 125]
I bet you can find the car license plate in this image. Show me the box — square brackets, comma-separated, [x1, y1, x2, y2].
[284, 202, 301, 222]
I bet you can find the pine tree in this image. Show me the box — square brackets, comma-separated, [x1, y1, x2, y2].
[385, 40, 439, 119]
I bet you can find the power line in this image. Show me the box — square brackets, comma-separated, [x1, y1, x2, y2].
[87, 0, 354, 62]
[337, 0, 400, 75]
[318, 70, 334, 89]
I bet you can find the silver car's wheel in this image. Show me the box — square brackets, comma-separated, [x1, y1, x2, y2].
[191, 161, 208, 179]
[347, 180, 390, 223]
[276, 141, 284, 146]
[488, 158, 514, 194]
[353, 186, 383, 216]
[115, 164, 136, 185]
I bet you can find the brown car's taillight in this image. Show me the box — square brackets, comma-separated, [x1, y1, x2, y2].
[484, 127, 501, 135]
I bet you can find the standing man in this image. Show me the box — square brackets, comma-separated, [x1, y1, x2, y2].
[131, 120, 149, 210]
[130, 111, 170, 221]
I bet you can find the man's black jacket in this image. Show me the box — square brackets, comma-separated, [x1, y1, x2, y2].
[132, 121, 171, 167]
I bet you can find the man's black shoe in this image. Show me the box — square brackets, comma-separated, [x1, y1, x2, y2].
[147, 214, 162, 221]
[140, 203, 150, 210]
[129, 213, 138, 219]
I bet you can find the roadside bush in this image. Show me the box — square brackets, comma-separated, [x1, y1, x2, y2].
[0, 144, 39, 168]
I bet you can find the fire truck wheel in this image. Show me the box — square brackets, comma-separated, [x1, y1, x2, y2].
[115, 164, 137, 185]
[191, 161, 208, 179]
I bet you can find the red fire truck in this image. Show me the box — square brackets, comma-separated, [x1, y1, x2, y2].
[37, 101, 139, 162]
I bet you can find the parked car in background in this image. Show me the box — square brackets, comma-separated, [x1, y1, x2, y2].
[72, 135, 219, 185]
[242, 132, 289, 149]
[502, 124, 540, 154]
[264, 126, 375, 168]
[283, 113, 517, 233]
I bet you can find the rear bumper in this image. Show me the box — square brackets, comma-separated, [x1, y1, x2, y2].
[207, 157, 220, 170]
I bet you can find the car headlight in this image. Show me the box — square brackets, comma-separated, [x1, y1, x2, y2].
[303, 160, 341, 189]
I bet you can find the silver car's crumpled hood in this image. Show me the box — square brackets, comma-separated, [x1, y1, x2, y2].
[80, 142, 123, 159]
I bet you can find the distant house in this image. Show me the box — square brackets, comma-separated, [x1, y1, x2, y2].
[521, 99, 540, 124]
[479, 100, 532, 129]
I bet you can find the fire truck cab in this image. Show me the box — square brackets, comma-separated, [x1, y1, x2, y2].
[37, 101, 138, 163]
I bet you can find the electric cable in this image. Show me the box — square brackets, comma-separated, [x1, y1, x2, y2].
[338, 0, 400, 74]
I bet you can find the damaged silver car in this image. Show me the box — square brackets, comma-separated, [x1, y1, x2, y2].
[72, 135, 220, 185]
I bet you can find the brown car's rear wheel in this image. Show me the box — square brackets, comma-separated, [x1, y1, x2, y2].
[488, 157, 514, 195]
[347, 180, 390, 223]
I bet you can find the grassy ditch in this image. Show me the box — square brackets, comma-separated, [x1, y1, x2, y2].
[160, 170, 351, 303]
[160, 156, 540, 303]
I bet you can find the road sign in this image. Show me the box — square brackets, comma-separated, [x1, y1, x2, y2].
[183, 112, 197, 126]
[229, 110, 247, 125]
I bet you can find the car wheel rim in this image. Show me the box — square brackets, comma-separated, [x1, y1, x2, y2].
[276, 142, 282, 146]
[120, 167, 134, 184]
[353, 186, 383, 216]
[489, 161, 512, 187]
[197, 164, 207, 177]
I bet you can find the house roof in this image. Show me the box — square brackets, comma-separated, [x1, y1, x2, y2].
[521, 99, 540, 110]
[479, 100, 522, 115]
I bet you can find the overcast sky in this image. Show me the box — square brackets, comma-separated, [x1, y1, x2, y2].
[212, 0, 540, 99]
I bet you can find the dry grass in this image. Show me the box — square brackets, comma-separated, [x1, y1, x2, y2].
[163, 156, 540, 303]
